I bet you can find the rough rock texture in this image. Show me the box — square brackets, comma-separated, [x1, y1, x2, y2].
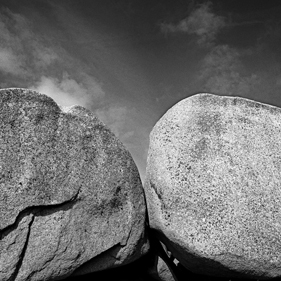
[0, 88, 149, 281]
[144, 93, 281, 279]
[147, 233, 178, 281]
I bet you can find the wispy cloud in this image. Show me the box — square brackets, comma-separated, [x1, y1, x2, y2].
[160, 1, 225, 46]
[95, 105, 134, 140]
[198, 45, 260, 97]
[30, 72, 104, 108]
[0, 7, 106, 110]
[0, 8, 59, 77]
[0, 47, 24, 75]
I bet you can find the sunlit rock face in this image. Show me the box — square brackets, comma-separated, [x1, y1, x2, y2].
[144, 93, 281, 279]
[0, 88, 149, 281]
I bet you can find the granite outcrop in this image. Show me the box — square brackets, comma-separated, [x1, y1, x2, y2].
[0, 88, 149, 281]
[144, 93, 281, 279]
[3, 89, 281, 281]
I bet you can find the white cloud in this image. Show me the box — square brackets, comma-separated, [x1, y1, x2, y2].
[31, 72, 105, 108]
[0, 7, 106, 108]
[160, 2, 225, 46]
[31, 76, 80, 107]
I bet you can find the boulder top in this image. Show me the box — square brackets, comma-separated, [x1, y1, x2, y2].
[0, 88, 136, 231]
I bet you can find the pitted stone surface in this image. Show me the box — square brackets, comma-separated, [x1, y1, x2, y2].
[0, 88, 149, 281]
[144, 93, 281, 279]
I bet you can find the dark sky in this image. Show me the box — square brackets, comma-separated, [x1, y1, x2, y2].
[1, 0, 281, 181]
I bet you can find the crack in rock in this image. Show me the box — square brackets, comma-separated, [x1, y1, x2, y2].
[0, 189, 80, 281]
[0, 189, 80, 239]
[9, 215, 35, 281]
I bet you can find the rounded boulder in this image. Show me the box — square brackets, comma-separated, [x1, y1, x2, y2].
[0, 88, 149, 281]
[144, 93, 281, 279]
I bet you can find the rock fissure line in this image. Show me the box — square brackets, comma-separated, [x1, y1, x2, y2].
[0, 189, 80, 240]
[9, 214, 34, 281]
[150, 181, 162, 201]
[120, 227, 132, 246]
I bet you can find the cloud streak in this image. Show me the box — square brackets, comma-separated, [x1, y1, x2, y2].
[30, 73, 104, 108]
[95, 105, 134, 140]
[160, 1, 225, 46]
[0, 8, 59, 77]
[0, 7, 106, 110]
[0, 47, 24, 75]
[198, 45, 260, 97]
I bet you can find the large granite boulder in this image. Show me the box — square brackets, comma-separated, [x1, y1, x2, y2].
[0, 88, 149, 281]
[144, 93, 281, 279]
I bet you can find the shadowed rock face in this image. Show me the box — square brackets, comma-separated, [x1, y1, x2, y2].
[144, 93, 281, 279]
[0, 88, 149, 281]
